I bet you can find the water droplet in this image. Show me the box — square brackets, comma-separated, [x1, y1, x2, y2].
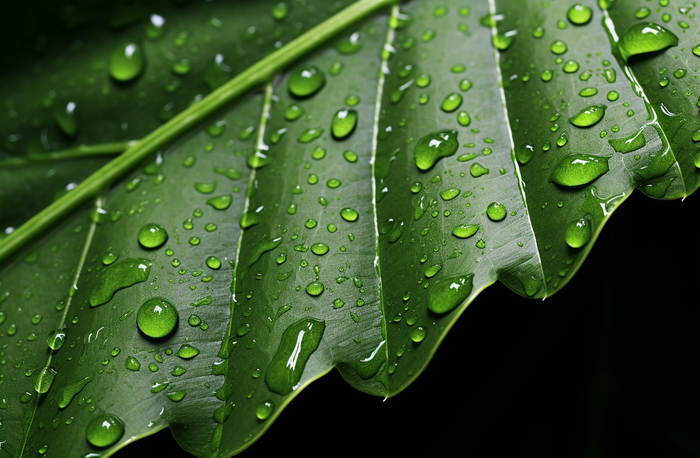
[607, 91, 619, 101]
[565, 217, 592, 248]
[54, 101, 78, 137]
[550, 154, 610, 186]
[540, 70, 553, 82]
[194, 182, 216, 194]
[414, 130, 459, 171]
[428, 274, 474, 314]
[206, 256, 221, 269]
[47, 329, 66, 350]
[440, 187, 460, 201]
[288, 64, 325, 97]
[486, 202, 507, 221]
[137, 297, 178, 338]
[146, 14, 165, 40]
[311, 243, 329, 255]
[635, 7, 650, 19]
[563, 60, 580, 73]
[567, 4, 592, 24]
[336, 32, 362, 54]
[550, 40, 568, 55]
[470, 163, 489, 177]
[569, 104, 607, 127]
[206, 195, 232, 210]
[34, 366, 57, 393]
[492, 32, 515, 51]
[176, 344, 200, 359]
[532, 26, 545, 38]
[410, 326, 427, 343]
[172, 58, 191, 75]
[609, 130, 645, 153]
[441, 93, 463, 112]
[343, 150, 358, 163]
[579, 87, 598, 97]
[86, 414, 125, 447]
[619, 22, 679, 61]
[674, 68, 686, 79]
[424, 264, 442, 278]
[265, 319, 325, 395]
[331, 109, 357, 139]
[138, 223, 168, 249]
[603, 68, 616, 83]
[167, 391, 186, 402]
[422, 29, 436, 42]
[109, 42, 144, 82]
[256, 401, 275, 420]
[272, 2, 288, 20]
[452, 224, 479, 239]
[345, 94, 360, 106]
[416, 73, 431, 88]
[90, 258, 152, 307]
[57, 376, 92, 408]
[305, 281, 324, 296]
[298, 128, 323, 143]
[341, 208, 359, 222]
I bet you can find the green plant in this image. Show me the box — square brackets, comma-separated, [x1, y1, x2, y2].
[1, 0, 699, 456]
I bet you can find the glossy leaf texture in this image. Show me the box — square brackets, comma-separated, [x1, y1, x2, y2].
[1, 0, 698, 457]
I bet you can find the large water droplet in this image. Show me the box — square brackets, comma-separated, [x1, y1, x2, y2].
[340, 208, 359, 222]
[265, 318, 325, 395]
[550, 154, 610, 187]
[109, 42, 144, 82]
[569, 104, 607, 127]
[414, 130, 459, 171]
[256, 401, 275, 420]
[176, 344, 200, 359]
[452, 224, 479, 239]
[305, 281, 324, 296]
[410, 326, 427, 343]
[486, 202, 507, 221]
[86, 414, 125, 447]
[138, 223, 168, 249]
[567, 4, 592, 24]
[618, 22, 678, 61]
[565, 217, 592, 248]
[428, 274, 474, 314]
[90, 258, 152, 307]
[331, 109, 357, 139]
[137, 297, 178, 338]
[288, 64, 325, 97]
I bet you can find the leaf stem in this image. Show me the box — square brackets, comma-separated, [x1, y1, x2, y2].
[0, 0, 399, 264]
[0, 141, 137, 169]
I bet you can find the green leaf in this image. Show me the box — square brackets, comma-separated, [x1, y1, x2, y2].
[1, 0, 699, 456]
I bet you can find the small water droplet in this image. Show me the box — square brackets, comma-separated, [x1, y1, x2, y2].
[563, 60, 580, 73]
[336, 32, 362, 54]
[272, 2, 288, 20]
[331, 109, 358, 139]
[550, 40, 568, 55]
[340, 208, 359, 222]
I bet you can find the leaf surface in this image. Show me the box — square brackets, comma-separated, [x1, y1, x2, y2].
[0, 0, 697, 457]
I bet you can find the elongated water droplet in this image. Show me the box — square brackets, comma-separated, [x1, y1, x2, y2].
[34, 366, 57, 393]
[176, 344, 200, 359]
[331, 109, 357, 139]
[265, 319, 326, 395]
[618, 22, 678, 61]
[285, 104, 305, 121]
[57, 376, 92, 409]
[567, 4, 592, 24]
[110, 42, 144, 82]
[414, 130, 459, 171]
[206, 195, 232, 210]
[86, 414, 125, 447]
[550, 154, 610, 186]
[90, 258, 152, 307]
[138, 223, 168, 249]
[440, 93, 463, 113]
[288, 65, 325, 97]
[428, 274, 474, 314]
[565, 217, 592, 248]
[137, 297, 178, 338]
[470, 163, 489, 177]
[569, 104, 607, 127]
[298, 128, 323, 143]
[603, 68, 616, 83]
[452, 224, 479, 239]
[579, 87, 598, 97]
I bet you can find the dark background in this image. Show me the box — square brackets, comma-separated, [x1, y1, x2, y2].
[118, 190, 700, 457]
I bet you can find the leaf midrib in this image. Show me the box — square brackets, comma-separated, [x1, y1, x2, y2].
[0, 0, 400, 266]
